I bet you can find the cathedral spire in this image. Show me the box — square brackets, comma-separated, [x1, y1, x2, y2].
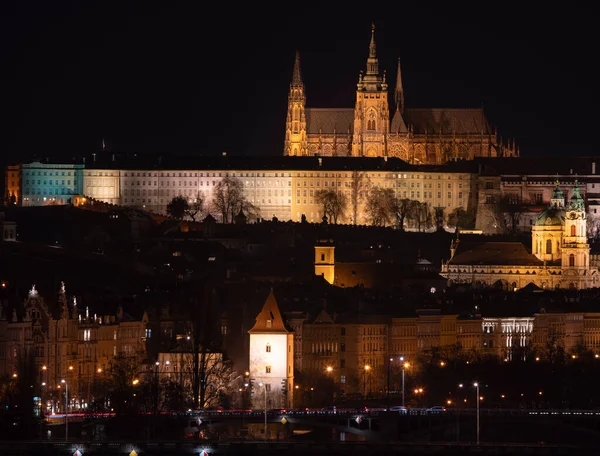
[394, 57, 404, 115]
[365, 23, 379, 76]
[292, 50, 302, 85]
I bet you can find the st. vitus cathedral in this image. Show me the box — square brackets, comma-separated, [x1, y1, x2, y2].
[284, 24, 518, 164]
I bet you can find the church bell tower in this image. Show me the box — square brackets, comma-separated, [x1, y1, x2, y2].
[561, 180, 590, 284]
[351, 24, 390, 157]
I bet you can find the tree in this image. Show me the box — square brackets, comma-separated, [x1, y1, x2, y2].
[434, 206, 445, 232]
[315, 189, 347, 224]
[390, 198, 413, 231]
[186, 193, 205, 222]
[105, 353, 144, 417]
[411, 201, 433, 232]
[447, 207, 476, 230]
[365, 187, 394, 226]
[166, 196, 189, 220]
[212, 176, 247, 223]
[349, 171, 367, 225]
[497, 195, 524, 235]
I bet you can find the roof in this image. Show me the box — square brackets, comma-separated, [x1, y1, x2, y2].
[248, 288, 292, 334]
[450, 241, 543, 266]
[535, 207, 565, 227]
[306, 108, 354, 135]
[403, 108, 492, 135]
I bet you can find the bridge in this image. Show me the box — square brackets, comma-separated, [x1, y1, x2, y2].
[45, 408, 600, 445]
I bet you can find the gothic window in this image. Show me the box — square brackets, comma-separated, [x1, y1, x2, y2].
[570, 254, 575, 267]
[571, 225, 576, 236]
[265, 366, 271, 374]
[321, 253, 325, 261]
[266, 344, 271, 353]
[546, 240, 552, 254]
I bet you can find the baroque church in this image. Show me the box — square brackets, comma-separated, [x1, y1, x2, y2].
[284, 24, 519, 164]
[441, 181, 600, 290]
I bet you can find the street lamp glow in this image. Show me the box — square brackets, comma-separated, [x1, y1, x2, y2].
[132, 379, 139, 385]
[42, 365, 47, 371]
[68, 366, 73, 371]
[326, 366, 333, 373]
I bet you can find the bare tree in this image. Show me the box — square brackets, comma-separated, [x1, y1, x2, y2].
[447, 207, 476, 230]
[411, 201, 433, 232]
[212, 176, 247, 223]
[365, 187, 394, 226]
[390, 198, 413, 231]
[349, 171, 367, 225]
[186, 193, 205, 222]
[497, 195, 524, 235]
[315, 189, 347, 224]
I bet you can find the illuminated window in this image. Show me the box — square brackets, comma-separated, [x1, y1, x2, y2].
[266, 344, 271, 353]
[266, 366, 271, 374]
[84, 329, 91, 341]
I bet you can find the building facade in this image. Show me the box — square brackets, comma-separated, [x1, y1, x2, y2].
[441, 181, 600, 290]
[0, 283, 148, 415]
[248, 289, 294, 409]
[284, 25, 518, 164]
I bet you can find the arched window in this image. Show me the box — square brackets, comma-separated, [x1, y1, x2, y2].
[569, 254, 575, 267]
[546, 239, 552, 254]
[571, 225, 576, 236]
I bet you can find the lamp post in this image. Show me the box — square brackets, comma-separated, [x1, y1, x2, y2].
[399, 357, 406, 408]
[259, 383, 267, 441]
[363, 365, 371, 399]
[474, 382, 480, 445]
[61, 380, 68, 441]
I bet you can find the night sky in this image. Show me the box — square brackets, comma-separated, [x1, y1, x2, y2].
[1, 2, 598, 166]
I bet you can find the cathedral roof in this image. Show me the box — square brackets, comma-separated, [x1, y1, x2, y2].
[449, 241, 543, 266]
[305, 108, 354, 135]
[404, 108, 492, 135]
[534, 207, 565, 227]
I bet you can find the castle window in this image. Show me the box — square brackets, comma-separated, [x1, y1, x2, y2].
[266, 320, 272, 329]
[571, 225, 576, 236]
[546, 240, 552, 254]
[266, 344, 271, 353]
[321, 253, 325, 261]
[570, 254, 575, 267]
[266, 366, 271, 374]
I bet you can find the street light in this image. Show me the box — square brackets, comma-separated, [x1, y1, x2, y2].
[399, 357, 408, 408]
[363, 365, 371, 398]
[258, 383, 267, 441]
[61, 379, 68, 441]
[474, 382, 480, 445]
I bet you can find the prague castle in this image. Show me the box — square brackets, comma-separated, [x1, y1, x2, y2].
[284, 24, 518, 163]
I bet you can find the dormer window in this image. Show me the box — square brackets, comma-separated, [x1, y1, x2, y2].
[266, 319, 272, 329]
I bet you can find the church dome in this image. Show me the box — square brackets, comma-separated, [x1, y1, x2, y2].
[535, 207, 565, 227]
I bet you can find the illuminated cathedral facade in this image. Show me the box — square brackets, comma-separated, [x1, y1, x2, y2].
[284, 25, 518, 164]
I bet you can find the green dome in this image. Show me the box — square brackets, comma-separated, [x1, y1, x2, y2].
[535, 207, 565, 227]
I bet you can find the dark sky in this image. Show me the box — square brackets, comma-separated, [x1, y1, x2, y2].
[1, 2, 598, 165]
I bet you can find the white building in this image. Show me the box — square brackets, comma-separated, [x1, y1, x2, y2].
[248, 289, 294, 409]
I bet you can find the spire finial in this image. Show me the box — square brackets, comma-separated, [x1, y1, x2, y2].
[292, 50, 302, 84]
[395, 57, 404, 114]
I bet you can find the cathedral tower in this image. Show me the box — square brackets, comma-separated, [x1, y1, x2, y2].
[561, 180, 590, 285]
[351, 24, 390, 157]
[248, 289, 294, 409]
[284, 51, 308, 156]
